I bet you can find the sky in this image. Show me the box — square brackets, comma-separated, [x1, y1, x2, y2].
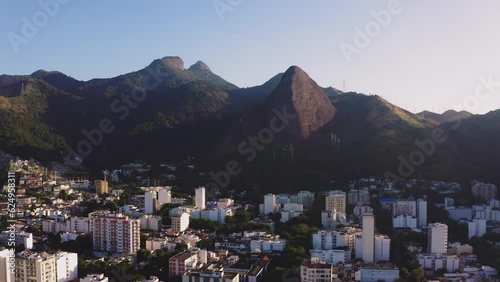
[1, 0, 500, 114]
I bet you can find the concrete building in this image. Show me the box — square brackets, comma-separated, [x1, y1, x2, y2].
[471, 181, 497, 202]
[91, 212, 140, 255]
[14, 251, 78, 282]
[295, 191, 315, 210]
[448, 242, 473, 255]
[145, 191, 158, 215]
[195, 187, 206, 209]
[312, 228, 360, 250]
[417, 253, 460, 272]
[392, 215, 417, 229]
[348, 189, 370, 204]
[217, 198, 234, 208]
[262, 194, 278, 215]
[309, 249, 348, 264]
[362, 213, 375, 264]
[94, 180, 109, 195]
[300, 258, 334, 282]
[467, 219, 486, 239]
[280, 203, 303, 223]
[428, 223, 448, 254]
[140, 215, 162, 231]
[325, 190, 346, 214]
[191, 208, 233, 224]
[0, 231, 33, 250]
[374, 235, 391, 262]
[353, 205, 373, 219]
[417, 198, 427, 227]
[172, 212, 190, 233]
[249, 238, 286, 252]
[0, 249, 14, 282]
[355, 265, 399, 282]
[169, 251, 200, 278]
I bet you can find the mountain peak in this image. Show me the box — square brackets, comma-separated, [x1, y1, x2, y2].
[188, 61, 211, 73]
[153, 56, 185, 70]
[31, 70, 61, 77]
[264, 65, 336, 139]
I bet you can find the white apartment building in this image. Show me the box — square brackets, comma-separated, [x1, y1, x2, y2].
[249, 238, 286, 252]
[217, 198, 234, 208]
[91, 212, 140, 255]
[392, 214, 417, 229]
[312, 228, 361, 250]
[280, 203, 303, 223]
[467, 219, 486, 239]
[362, 213, 375, 264]
[261, 194, 278, 215]
[353, 205, 373, 219]
[374, 235, 391, 262]
[0, 249, 14, 282]
[169, 251, 202, 278]
[417, 198, 428, 227]
[428, 223, 448, 254]
[309, 249, 348, 264]
[195, 187, 206, 209]
[140, 215, 162, 231]
[172, 212, 190, 233]
[0, 231, 33, 250]
[14, 251, 78, 282]
[417, 253, 460, 272]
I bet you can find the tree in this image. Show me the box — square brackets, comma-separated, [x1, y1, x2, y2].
[197, 238, 214, 250]
[137, 249, 152, 262]
[105, 201, 118, 212]
[410, 267, 424, 282]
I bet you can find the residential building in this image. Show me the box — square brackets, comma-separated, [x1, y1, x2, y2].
[417, 253, 460, 272]
[195, 187, 206, 209]
[172, 212, 190, 233]
[94, 180, 109, 195]
[91, 212, 140, 255]
[467, 219, 486, 239]
[0, 249, 14, 282]
[312, 228, 360, 250]
[428, 223, 448, 254]
[448, 242, 473, 255]
[471, 181, 497, 202]
[169, 251, 200, 278]
[417, 198, 427, 227]
[362, 213, 375, 264]
[262, 194, 278, 215]
[0, 231, 33, 250]
[353, 204, 373, 219]
[145, 191, 158, 215]
[374, 235, 391, 262]
[14, 251, 78, 282]
[249, 238, 286, 252]
[325, 191, 346, 214]
[309, 249, 348, 264]
[295, 191, 315, 210]
[355, 265, 399, 282]
[140, 215, 162, 231]
[348, 189, 370, 205]
[280, 203, 303, 223]
[217, 198, 234, 208]
[392, 215, 417, 229]
[300, 258, 334, 282]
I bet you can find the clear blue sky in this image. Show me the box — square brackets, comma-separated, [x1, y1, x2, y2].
[1, 0, 500, 114]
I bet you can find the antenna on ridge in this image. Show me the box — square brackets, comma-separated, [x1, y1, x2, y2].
[21, 83, 25, 95]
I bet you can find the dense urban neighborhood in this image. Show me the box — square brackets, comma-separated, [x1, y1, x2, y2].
[0, 155, 499, 281]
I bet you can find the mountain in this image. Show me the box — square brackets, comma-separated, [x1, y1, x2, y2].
[0, 57, 499, 189]
[417, 110, 473, 124]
